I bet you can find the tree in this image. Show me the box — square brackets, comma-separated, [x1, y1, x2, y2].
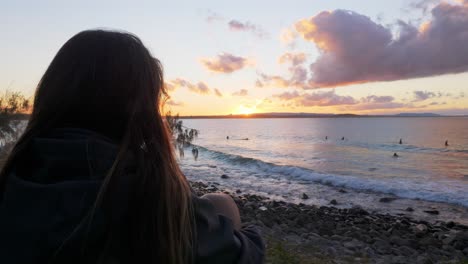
[0, 91, 30, 136]
[166, 112, 199, 159]
[0, 91, 31, 156]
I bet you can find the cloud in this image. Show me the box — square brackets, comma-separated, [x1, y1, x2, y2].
[362, 95, 395, 103]
[291, 1, 468, 88]
[274, 90, 413, 110]
[200, 53, 252, 73]
[214, 88, 223, 97]
[257, 65, 309, 89]
[280, 28, 299, 47]
[166, 100, 184, 106]
[408, 0, 440, 14]
[206, 10, 224, 23]
[413, 90, 437, 101]
[228, 20, 268, 38]
[232, 89, 249, 96]
[167, 78, 212, 95]
[278, 52, 307, 66]
[189, 82, 211, 94]
[274, 90, 357, 106]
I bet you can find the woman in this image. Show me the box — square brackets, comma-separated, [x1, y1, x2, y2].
[0, 30, 264, 263]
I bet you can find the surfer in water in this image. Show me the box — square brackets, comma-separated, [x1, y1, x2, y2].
[393, 153, 399, 158]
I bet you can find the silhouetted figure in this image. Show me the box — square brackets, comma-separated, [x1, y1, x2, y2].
[445, 140, 449, 147]
[393, 153, 399, 158]
[325, 136, 328, 140]
[226, 136, 229, 140]
[0, 30, 264, 264]
[399, 138, 402, 144]
[341, 137, 345, 141]
[192, 147, 199, 160]
[179, 147, 184, 158]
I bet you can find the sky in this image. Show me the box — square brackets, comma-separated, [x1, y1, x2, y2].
[1, 0, 468, 116]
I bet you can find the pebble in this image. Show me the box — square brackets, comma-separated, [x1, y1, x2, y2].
[190, 180, 468, 263]
[379, 197, 397, 203]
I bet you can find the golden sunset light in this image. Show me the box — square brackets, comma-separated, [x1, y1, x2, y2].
[1, 1, 468, 262]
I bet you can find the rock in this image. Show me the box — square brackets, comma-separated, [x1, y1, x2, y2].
[330, 199, 338, 205]
[455, 231, 468, 241]
[220, 174, 229, 179]
[446, 221, 455, 228]
[258, 206, 267, 211]
[390, 236, 412, 247]
[463, 247, 468, 256]
[405, 207, 414, 212]
[338, 189, 347, 193]
[419, 236, 440, 247]
[398, 246, 415, 256]
[343, 239, 361, 250]
[416, 255, 433, 264]
[379, 197, 397, 203]
[301, 193, 309, 200]
[414, 224, 428, 234]
[423, 210, 439, 215]
[442, 233, 457, 245]
[235, 189, 242, 194]
[373, 239, 391, 254]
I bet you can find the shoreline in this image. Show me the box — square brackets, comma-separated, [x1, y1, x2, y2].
[184, 167, 468, 226]
[191, 181, 468, 263]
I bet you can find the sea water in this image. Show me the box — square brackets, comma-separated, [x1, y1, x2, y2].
[179, 117, 468, 223]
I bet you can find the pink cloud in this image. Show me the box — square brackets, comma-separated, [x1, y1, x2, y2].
[200, 53, 251, 73]
[291, 1, 468, 88]
[189, 82, 210, 94]
[167, 78, 212, 95]
[228, 20, 268, 38]
[274, 90, 414, 110]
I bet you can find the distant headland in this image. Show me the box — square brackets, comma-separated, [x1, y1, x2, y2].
[180, 112, 466, 119]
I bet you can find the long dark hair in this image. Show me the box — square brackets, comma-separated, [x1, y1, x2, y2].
[0, 30, 193, 263]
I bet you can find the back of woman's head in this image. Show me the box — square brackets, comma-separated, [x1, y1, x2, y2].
[0, 30, 193, 263]
[33, 30, 162, 139]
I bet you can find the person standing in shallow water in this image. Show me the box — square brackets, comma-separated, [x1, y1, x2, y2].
[0, 30, 264, 264]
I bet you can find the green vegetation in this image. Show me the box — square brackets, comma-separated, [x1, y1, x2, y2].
[265, 237, 335, 264]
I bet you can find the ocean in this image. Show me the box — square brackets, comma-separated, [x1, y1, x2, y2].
[179, 117, 468, 223]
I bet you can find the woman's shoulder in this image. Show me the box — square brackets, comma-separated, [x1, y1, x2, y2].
[192, 194, 265, 264]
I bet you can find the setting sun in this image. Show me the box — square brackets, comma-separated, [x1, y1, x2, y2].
[236, 105, 256, 115]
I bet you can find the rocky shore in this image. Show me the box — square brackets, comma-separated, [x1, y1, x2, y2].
[191, 181, 468, 264]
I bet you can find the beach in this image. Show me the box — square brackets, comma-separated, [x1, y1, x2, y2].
[191, 181, 468, 263]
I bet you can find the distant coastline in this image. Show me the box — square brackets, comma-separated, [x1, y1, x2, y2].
[180, 112, 467, 119]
